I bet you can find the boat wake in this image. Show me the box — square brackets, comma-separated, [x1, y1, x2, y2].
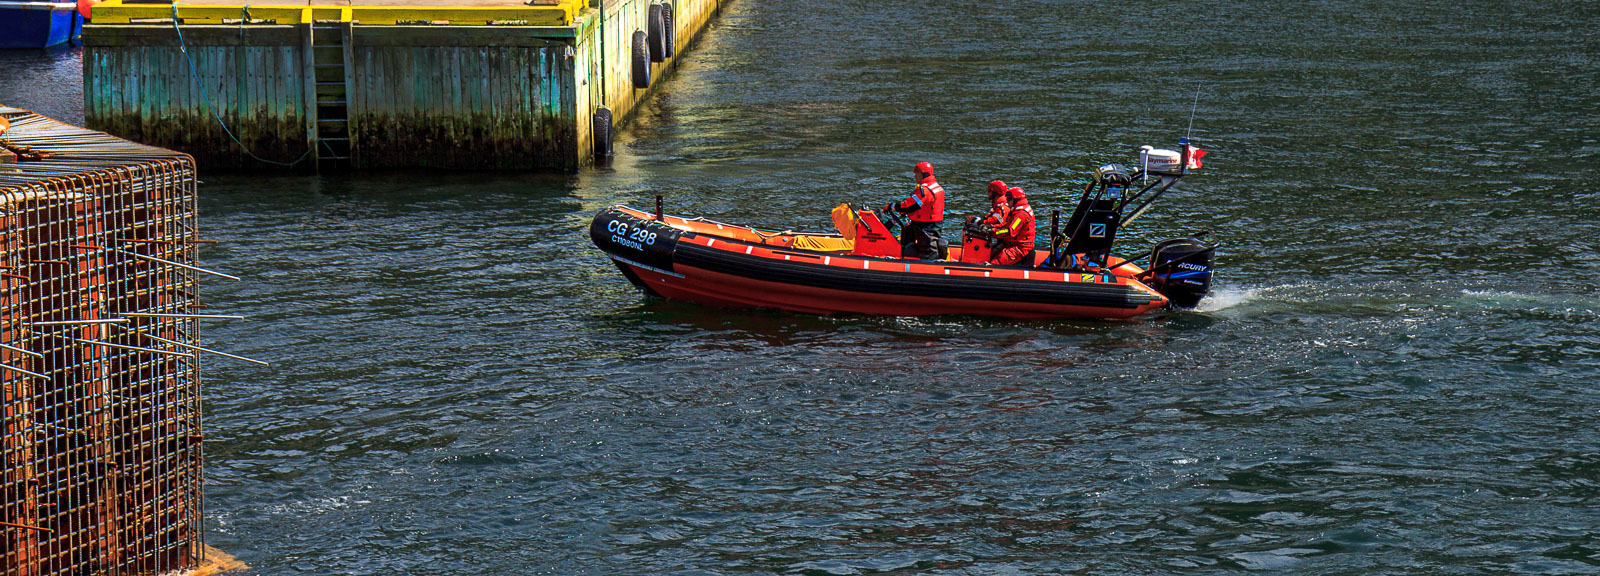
[1195, 286, 1261, 313]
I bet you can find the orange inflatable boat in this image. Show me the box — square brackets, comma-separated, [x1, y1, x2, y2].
[590, 143, 1216, 319]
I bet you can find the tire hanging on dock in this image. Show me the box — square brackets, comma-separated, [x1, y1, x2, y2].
[632, 30, 651, 88]
[662, 2, 676, 59]
[593, 107, 614, 165]
[647, 3, 668, 63]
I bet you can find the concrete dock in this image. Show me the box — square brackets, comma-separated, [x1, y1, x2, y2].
[83, 0, 723, 170]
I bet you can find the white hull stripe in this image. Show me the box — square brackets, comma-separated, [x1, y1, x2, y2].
[610, 255, 685, 278]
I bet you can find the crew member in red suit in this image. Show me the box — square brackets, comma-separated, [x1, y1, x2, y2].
[884, 161, 946, 259]
[989, 186, 1036, 266]
[982, 180, 1009, 227]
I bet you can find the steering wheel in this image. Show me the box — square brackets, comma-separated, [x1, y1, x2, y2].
[875, 205, 908, 230]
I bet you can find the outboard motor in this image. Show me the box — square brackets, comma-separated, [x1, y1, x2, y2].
[1145, 238, 1215, 309]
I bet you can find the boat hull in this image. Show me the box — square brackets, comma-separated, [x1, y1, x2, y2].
[591, 206, 1168, 319]
[0, 2, 83, 48]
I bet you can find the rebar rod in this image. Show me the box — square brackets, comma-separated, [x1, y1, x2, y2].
[28, 319, 129, 326]
[0, 363, 49, 379]
[107, 248, 240, 281]
[69, 337, 196, 358]
[0, 520, 54, 533]
[132, 332, 268, 366]
[121, 313, 245, 320]
[0, 341, 45, 358]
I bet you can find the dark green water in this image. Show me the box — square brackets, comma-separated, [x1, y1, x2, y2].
[5, 0, 1600, 573]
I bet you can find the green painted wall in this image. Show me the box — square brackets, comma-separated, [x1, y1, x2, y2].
[81, 0, 722, 171]
[84, 26, 311, 169]
[345, 29, 578, 170]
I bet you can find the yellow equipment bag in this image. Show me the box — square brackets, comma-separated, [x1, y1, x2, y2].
[830, 202, 857, 242]
[782, 203, 858, 252]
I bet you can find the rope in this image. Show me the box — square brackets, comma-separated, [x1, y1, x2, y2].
[677, 215, 794, 238]
[171, 5, 313, 167]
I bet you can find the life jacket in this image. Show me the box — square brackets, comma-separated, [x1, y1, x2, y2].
[895, 175, 945, 223]
[994, 199, 1034, 246]
[982, 196, 1009, 227]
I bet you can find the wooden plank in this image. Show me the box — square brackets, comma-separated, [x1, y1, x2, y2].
[82, 24, 302, 47]
[474, 45, 488, 168]
[382, 45, 397, 166]
[560, 45, 576, 169]
[247, 47, 261, 160]
[300, 19, 318, 169]
[268, 45, 283, 160]
[515, 46, 531, 163]
[134, 43, 149, 143]
[89, 1, 578, 26]
[233, 41, 247, 166]
[449, 45, 462, 163]
[351, 26, 569, 47]
[341, 20, 359, 166]
[490, 45, 504, 166]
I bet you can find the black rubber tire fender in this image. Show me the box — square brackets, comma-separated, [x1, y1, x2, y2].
[631, 30, 651, 88]
[647, 3, 668, 63]
[661, 2, 675, 59]
[592, 107, 614, 163]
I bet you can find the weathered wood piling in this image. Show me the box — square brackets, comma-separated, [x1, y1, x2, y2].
[82, 0, 723, 171]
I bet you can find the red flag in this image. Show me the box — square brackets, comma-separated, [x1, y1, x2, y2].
[1186, 145, 1207, 170]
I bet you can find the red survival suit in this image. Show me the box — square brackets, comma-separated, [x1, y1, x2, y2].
[989, 187, 1035, 266]
[890, 162, 946, 259]
[982, 180, 1010, 227]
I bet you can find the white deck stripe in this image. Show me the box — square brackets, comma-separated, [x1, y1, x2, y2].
[609, 255, 685, 278]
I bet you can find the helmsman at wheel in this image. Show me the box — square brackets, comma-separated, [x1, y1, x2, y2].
[885, 161, 946, 260]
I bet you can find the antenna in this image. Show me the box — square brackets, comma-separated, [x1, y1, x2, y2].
[1185, 86, 1201, 141]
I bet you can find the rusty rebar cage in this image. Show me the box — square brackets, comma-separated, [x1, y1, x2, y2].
[1, 106, 203, 576]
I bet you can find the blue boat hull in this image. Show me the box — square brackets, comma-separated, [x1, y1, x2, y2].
[0, 2, 83, 49]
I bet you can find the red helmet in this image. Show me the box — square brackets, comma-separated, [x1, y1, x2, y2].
[914, 161, 934, 175]
[987, 180, 1008, 197]
[1007, 187, 1026, 202]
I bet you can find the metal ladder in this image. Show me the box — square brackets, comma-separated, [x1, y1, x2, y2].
[307, 19, 352, 170]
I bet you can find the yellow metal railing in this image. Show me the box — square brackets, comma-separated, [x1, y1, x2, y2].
[89, 0, 583, 26]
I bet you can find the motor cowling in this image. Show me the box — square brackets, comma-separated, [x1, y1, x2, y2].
[1145, 238, 1215, 309]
